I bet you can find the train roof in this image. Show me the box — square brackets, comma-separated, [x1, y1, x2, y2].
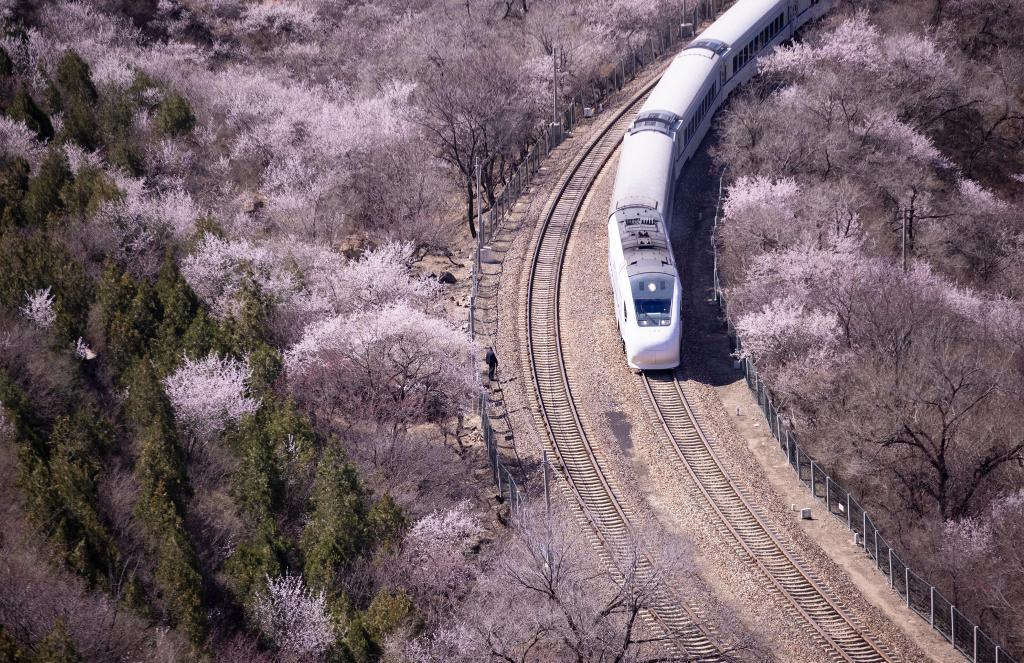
[614, 206, 674, 277]
[698, 0, 787, 46]
[640, 53, 718, 118]
[610, 131, 674, 212]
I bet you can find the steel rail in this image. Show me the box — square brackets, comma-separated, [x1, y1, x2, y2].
[642, 371, 896, 663]
[524, 73, 723, 660]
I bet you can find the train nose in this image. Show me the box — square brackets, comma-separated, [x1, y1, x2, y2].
[626, 326, 680, 370]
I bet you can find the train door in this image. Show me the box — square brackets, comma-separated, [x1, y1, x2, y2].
[788, 0, 798, 30]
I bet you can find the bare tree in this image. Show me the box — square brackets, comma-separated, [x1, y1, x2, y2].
[445, 505, 754, 662]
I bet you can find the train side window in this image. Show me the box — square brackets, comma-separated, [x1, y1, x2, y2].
[623, 301, 627, 321]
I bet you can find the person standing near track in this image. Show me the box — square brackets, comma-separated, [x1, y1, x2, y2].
[485, 346, 498, 382]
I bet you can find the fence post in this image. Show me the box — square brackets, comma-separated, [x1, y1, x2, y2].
[863, 511, 868, 551]
[951, 605, 955, 647]
[874, 530, 878, 566]
[543, 451, 550, 515]
[996, 645, 1001, 663]
[888, 547, 893, 587]
[974, 625, 978, 662]
[930, 586, 935, 627]
[810, 461, 815, 497]
[825, 475, 830, 512]
[847, 493, 852, 530]
[906, 567, 911, 607]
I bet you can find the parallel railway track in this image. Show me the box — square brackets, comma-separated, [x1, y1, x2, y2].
[525, 74, 722, 659]
[642, 372, 895, 663]
[522, 49, 898, 663]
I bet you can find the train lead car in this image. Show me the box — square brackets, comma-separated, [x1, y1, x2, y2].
[607, 0, 833, 370]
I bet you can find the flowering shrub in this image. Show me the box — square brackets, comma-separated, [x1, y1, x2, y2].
[253, 573, 337, 660]
[163, 353, 260, 443]
[21, 288, 56, 329]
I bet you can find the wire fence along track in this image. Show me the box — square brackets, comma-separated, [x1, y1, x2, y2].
[524, 81, 723, 661]
[642, 372, 894, 663]
[708, 175, 1020, 663]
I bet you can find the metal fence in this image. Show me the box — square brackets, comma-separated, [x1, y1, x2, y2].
[474, 2, 726, 244]
[709, 178, 1019, 663]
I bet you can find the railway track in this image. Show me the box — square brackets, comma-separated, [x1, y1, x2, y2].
[641, 372, 896, 663]
[522, 43, 899, 663]
[525, 75, 722, 659]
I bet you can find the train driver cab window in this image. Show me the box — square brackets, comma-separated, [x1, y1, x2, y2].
[631, 275, 673, 327]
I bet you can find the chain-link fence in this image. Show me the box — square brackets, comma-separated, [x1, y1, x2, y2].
[474, 2, 729, 244]
[710, 175, 1019, 663]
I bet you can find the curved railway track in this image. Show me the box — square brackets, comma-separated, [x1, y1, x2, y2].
[525, 76, 722, 660]
[523, 52, 899, 663]
[642, 372, 895, 663]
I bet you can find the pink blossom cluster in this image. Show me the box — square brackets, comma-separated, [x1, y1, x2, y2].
[163, 353, 260, 443]
[253, 573, 336, 660]
[20, 288, 56, 330]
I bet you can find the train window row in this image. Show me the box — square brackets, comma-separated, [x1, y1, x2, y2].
[683, 82, 718, 145]
[731, 13, 786, 75]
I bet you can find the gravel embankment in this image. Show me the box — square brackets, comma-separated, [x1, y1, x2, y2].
[477, 35, 945, 662]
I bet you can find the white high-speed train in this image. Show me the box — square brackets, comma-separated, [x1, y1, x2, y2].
[608, 0, 833, 370]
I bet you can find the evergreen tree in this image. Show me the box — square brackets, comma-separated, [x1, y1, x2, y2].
[98, 91, 140, 175]
[43, 405, 120, 585]
[49, 52, 98, 150]
[0, 156, 29, 228]
[150, 252, 202, 374]
[301, 445, 370, 595]
[32, 618, 81, 663]
[96, 265, 158, 378]
[6, 87, 53, 141]
[0, 231, 92, 341]
[0, 47, 13, 77]
[148, 493, 207, 644]
[366, 494, 407, 553]
[153, 92, 195, 138]
[0, 625, 26, 663]
[59, 165, 119, 218]
[53, 52, 97, 106]
[128, 362, 207, 643]
[21, 149, 70, 226]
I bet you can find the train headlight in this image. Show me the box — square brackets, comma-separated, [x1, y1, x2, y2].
[660, 319, 671, 326]
[647, 282, 657, 292]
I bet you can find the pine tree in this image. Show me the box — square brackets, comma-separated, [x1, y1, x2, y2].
[151, 252, 202, 374]
[367, 494, 407, 553]
[128, 362, 207, 643]
[0, 231, 91, 341]
[0, 625, 26, 662]
[44, 405, 120, 585]
[96, 265, 157, 378]
[153, 92, 195, 138]
[59, 165, 119, 218]
[21, 149, 70, 226]
[6, 87, 53, 141]
[32, 618, 81, 663]
[0, 47, 13, 77]
[0, 156, 29, 228]
[49, 52, 98, 150]
[301, 445, 370, 595]
[53, 52, 97, 106]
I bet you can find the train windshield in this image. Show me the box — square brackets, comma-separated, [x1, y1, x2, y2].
[631, 275, 674, 327]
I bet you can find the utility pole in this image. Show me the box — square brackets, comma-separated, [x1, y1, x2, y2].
[552, 46, 559, 128]
[475, 158, 483, 271]
[902, 208, 908, 272]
